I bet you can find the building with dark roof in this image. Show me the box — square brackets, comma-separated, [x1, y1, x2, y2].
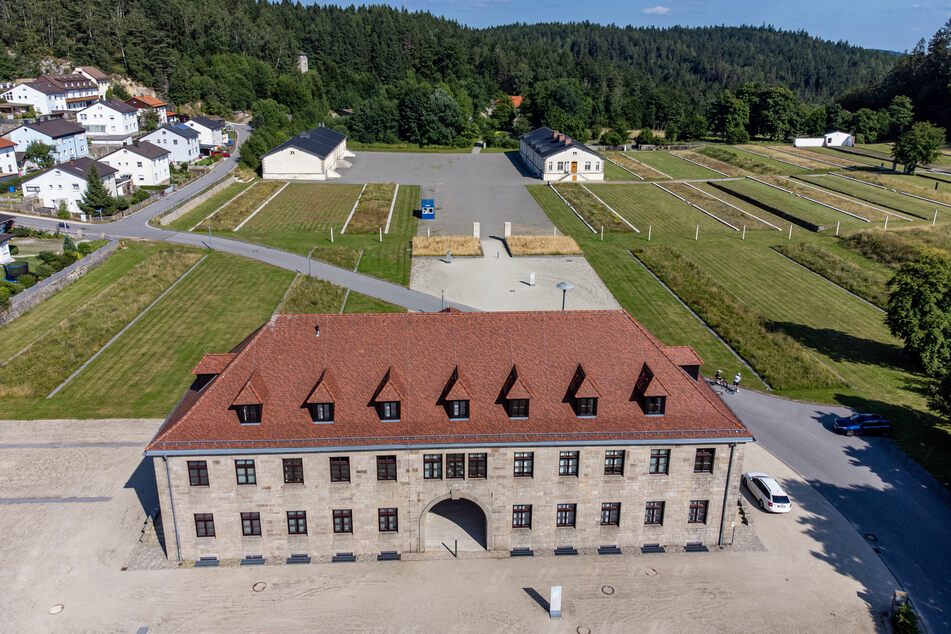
[519, 127, 605, 182]
[147, 309, 751, 563]
[3, 119, 88, 163]
[101, 141, 171, 187]
[78, 99, 139, 138]
[141, 124, 200, 164]
[182, 115, 227, 148]
[261, 125, 353, 180]
[21, 157, 118, 214]
[125, 95, 171, 125]
[73, 66, 111, 98]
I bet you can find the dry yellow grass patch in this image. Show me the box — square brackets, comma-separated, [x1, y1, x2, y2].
[411, 236, 483, 256]
[506, 235, 582, 255]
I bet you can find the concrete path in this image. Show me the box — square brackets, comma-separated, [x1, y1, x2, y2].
[720, 386, 951, 633]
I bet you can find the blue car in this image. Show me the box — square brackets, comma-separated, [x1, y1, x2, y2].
[832, 413, 892, 437]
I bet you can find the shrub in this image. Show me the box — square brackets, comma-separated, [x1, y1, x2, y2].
[33, 262, 54, 278]
[17, 273, 36, 288]
[60, 251, 80, 266]
[132, 188, 150, 203]
[38, 250, 58, 265]
[77, 241, 95, 255]
[9, 245, 17, 255]
[892, 603, 919, 634]
[840, 231, 922, 268]
[62, 235, 76, 252]
[0, 285, 9, 310]
[114, 196, 131, 211]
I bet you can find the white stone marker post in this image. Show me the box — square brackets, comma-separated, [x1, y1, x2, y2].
[473, 221, 480, 239]
[504, 221, 512, 237]
[550, 586, 562, 619]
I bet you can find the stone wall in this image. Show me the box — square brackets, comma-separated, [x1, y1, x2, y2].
[155, 440, 747, 562]
[158, 176, 235, 226]
[0, 239, 118, 327]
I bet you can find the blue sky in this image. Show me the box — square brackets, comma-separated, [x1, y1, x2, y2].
[308, 1, 950, 52]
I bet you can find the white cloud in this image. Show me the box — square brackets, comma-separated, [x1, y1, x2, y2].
[642, 5, 672, 15]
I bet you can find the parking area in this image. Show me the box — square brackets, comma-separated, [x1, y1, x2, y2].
[336, 151, 554, 236]
[0, 418, 897, 632]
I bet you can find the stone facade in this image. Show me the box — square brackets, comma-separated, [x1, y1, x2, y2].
[155, 440, 746, 562]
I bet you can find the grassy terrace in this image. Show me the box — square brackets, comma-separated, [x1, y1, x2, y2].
[277, 274, 405, 314]
[663, 182, 778, 230]
[671, 150, 747, 176]
[713, 178, 862, 230]
[778, 146, 865, 168]
[347, 183, 398, 233]
[773, 241, 890, 308]
[605, 152, 667, 179]
[589, 183, 731, 234]
[847, 172, 951, 207]
[810, 147, 887, 167]
[740, 145, 830, 170]
[695, 145, 786, 175]
[762, 176, 893, 222]
[627, 151, 723, 179]
[604, 160, 636, 181]
[164, 180, 256, 231]
[729, 146, 814, 174]
[552, 183, 632, 231]
[195, 180, 285, 231]
[799, 174, 939, 219]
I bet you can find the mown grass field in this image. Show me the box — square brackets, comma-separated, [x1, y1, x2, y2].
[628, 151, 722, 179]
[799, 174, 938, 219]
[604, 160, 635, 181]
[715, 178, 866, 229]
[342, 293, 406, 313]
[165, 180, 256, 231]
[773, 242, 890, 308]
[810, 147, 887, 167]
[761, 176, 892, 222]
[671, 150, 747, 176]
[195, 180, 286, 231]
[346, 183, 397, 233]
[729, 146, 814, 174]
[278, 274, 347, 314]
[741, 145, 830, 170]
[664, 182, 777, 230]
[553, 183, 632, 231]
[606, 152, 667, 179]
[847, 172, 951, 207]
[588, 183, 733, 234]
[695, 145, 787, 175]
[779, 146, 865, 168]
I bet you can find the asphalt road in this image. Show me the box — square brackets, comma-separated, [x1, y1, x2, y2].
[721, 387, 951, 633]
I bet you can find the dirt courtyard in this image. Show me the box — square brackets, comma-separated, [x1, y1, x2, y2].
[0, 418, 897, 632]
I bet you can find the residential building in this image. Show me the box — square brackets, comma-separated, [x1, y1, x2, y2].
[260, 126, 353, 180]
[0, 138, 18, 175]
[519, 127, 605, 182]
[182, 116, 226, 149]
[73, 66, 111, 99]
[0, 233, 13, 265]
[3, 119, 88, 163]
[0, 81, 64, 115]
[146, 310, 751, 563]
[141, 124, 200, 164]
[125, 95, 170, 125]
[36, 74, 98, 111]
[100, 141, 171, 187]
[78, 99, 139, 138]
[21, 157, 118, 213]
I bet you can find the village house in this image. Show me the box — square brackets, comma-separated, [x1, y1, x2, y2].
[3, 119, 88, 163]
[0, 138, 18, 175]
[519, 127, 605, 182]
[77, 99, 139, 139]
[141, 124, 200, 164]
[21, 157, 118, 213]
[182, 115, 226, 150]
[73, 66, 111, 99]
[793, 130, 856, 148]
[0, 80, 65, 116]
[125, 95, 171, 125]
[35, 73, 99, 112]
[146, 310, 751, 564]
[260, 126, 352, 180]
[100, 141, 171, 187]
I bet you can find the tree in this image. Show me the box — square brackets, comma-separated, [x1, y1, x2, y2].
[892, 121, 946, 173]
[56, 201, 69, 220]
[77, 164, 115, 216]
[887, 95, 914, 137]
[25, 141, 54, 168]
[636, 128, 657, 145]
[885, 251, 951, 376]
[759, 86, 800, 140]
[62, 235, 76, 252]
[710, 90, 749, 140]
[684, 114, 708, 140]
[600, 129, 626, 146]
[141, 108, 160, 132]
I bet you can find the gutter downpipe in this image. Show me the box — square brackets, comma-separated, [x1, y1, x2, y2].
[718, 442, 737, 547]
[164, 455, 183, 563]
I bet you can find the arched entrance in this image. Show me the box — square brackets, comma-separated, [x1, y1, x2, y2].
[419, 494, 491, 553]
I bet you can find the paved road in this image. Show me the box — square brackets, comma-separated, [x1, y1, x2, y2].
[721, 387, 951, 633]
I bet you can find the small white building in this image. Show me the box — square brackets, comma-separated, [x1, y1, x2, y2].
[3, 119, 89, 163]
[260, 126, 352, 180]
[73, 66, 111, 99]
[519, 127, 604, 182]
[141, 124, 200, 164]
[0, 138, 18, 175]
[0, 81, 64, 115]
[78, 99, 139, 138]
[22, 157, 118, 214]
[100, 141, 171, 187]
[793, 130, 856, 148]
[182, 115, 226, 149]
[0, 233, 13, 265]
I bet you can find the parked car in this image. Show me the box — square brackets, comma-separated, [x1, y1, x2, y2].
[211, 150, 231, 157]
[742, 472, 792, 513]
[832, 413, 892, 437]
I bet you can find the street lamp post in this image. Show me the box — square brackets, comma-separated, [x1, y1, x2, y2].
[556, 281, 573, 311]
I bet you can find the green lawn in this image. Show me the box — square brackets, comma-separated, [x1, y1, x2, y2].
[607, 152, 668, 179]
[195, 181, 286, 231]
[810, 147, 887, 167]
[846, 172, 951, 207]
[715, 179, 866, 230]
[164, 180, 256, 231]
[588, 183, 734, 234]
[346, 183, 397, 233]
[799, 174, 938, 219]
[278, 274, 347, 314]
[695, 145, 789, 175]
[552, 183, 632, 231]
[343, 292, 406, 313]
[664, 182, 778, 230]
[479, 147, 518, 154]
[765, 176, 891, 222]
[742, 145, 831, 170]
[604, 160, 635, 181]
[630, 151, 723, 179]
[729, 146, 814, 174]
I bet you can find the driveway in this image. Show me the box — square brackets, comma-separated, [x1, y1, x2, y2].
[336, 151, 553, 236]
[721, 387, 951, 633]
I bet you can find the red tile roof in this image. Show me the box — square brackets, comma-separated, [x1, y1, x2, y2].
[126, 95, 167, 108]
[193, 353, 236, 375]
[146, 310, 751, 453]
[510, 95, 523, 108]
[0, 138, 15, 149]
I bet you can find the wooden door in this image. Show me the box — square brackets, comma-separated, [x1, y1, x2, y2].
[570, 161, 578, 173]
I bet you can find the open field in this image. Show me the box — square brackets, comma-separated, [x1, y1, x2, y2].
[411, 236, 483, 256]
[605, 152, 667, 179]
[671, 149, 748, 176]
[809, 147, 887, 167]
[589, 183, 732, 234]
[799, 174, 939, 219]
[695, 145, 787, 175]
[712, 178, 861, 230]
[342, 292, 406, 313]
[553, 183, 633, 231]
[777, 146, 866, 168]
[604, 160, 635, 181]
[729, 146, 814, 174]
[773, 241, 890, 308]
[346, 183, 397, 233]
[846, 172, 951, 207]
[505, 235, 582, 255]
[663, 182, 778, 230]
[164, 180, 256, 232]
[194, 181, 285, 231]
[627, 151, 723, 179]
[310, 245, 361, 270]
[762, 176, 893, 222]
[278, 274, 348, 314]
[739, 145, 830, 170]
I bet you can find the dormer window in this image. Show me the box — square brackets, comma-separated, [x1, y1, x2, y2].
[236, 404, 261, 425]
[378, 401, 400, 421]
[575, 397, 598, 417]
[634, 363, 668, 416]
[448, 399, 469, 420]
[507, 398, 529, 418]
[645, 396, 666, 415]
[309, 402, 334, 423]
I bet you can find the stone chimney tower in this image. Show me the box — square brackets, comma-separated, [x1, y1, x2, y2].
[297, 52, 308, 74]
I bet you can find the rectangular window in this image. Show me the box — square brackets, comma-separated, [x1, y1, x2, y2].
[329, 457, 349, 483]
[547, 161, 552, 170]
[512, 504, 532, 528]
[136, 161, 142, 167]
[187, 460, 208, 486]
[556, 503, 576, 528]
[287, 510, 307, 534]
[236, 404, 261, 425]
[556, 161, 564, 171]
[446, 453, 465, 479]
[694, 449, 715, 473]
[241, 512, 261, 536]
[575, 397, 597, 417]
[645, 501, 665, 525]
[584, 161, 591, 170]
[559, 451, 579, 477]
[72, 183, 80, 191]
[378, 507, 398, 532]
[377, 455, 397, 481]
[468, 453, 487, 479]
[688, 500, 708, 524]
[235, 459, 256, 485]
[649, 449, 670, 475]
[604, 450, 625, 475]
[378, 401, 400, 420]
[645, 396, 666, 415]
[310, 402, 334, 422]
[601, 502, 621, 526]
[448, 399, 469, 419]
[514, 452, 534, 477]
[333, 509, 352, 534]
[423, 454, 442, 480]
[507, 398, 529, 418]
[283, 458, 304, 484]
[595, 161, 601, 171]
[194, 513, 215, 537]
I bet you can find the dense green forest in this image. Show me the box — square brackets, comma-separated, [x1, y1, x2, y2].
[0, 1, 906, 162]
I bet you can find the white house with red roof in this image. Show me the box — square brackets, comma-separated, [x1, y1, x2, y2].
[125, 95, 170, 125]
[0, 138, 18, 175]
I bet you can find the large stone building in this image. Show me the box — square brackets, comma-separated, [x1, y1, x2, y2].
[260, 126, 353, 180]
[519, 126, 605, 182]
[146, 310, 751, 564]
